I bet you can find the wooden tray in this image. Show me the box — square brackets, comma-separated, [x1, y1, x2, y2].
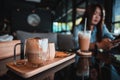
[6, 53, 75, 78]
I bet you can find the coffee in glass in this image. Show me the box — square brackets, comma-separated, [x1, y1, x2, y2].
[78, 31, 91, 52]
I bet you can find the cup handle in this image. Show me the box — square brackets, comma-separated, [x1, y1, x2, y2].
[14, 43, 23, 65]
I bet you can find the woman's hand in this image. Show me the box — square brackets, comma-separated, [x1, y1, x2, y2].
[111, 39, 120, 46]
[97, 38, 113, 50]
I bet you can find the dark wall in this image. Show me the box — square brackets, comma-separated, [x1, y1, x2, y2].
[0, 0, 4, 31]
[1, 0, 52, 34]
[11, 8, 52, 33]
[104, 0, 113, 31]
[3, 0, 36, 20]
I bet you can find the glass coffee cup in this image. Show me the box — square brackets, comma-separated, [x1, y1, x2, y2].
[76, 30, 91, 78]
[78, 31, 91, 52]
[14, 38, 49, 67]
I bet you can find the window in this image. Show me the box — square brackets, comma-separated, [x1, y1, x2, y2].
[52, 18, 82, 33]
[52, 22, 72, 33]
[112, 0, 120, 35]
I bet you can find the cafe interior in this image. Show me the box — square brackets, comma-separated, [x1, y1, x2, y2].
[0, 0, 120, 80]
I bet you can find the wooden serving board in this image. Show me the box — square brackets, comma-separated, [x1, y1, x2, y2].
[6, 53, 75, 78]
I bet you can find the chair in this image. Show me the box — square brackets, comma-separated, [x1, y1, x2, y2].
[57, 33, 75, 51]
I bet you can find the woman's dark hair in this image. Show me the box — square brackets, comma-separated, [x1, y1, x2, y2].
[80, 3, 104, 42]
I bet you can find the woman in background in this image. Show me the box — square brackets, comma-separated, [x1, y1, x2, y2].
[73, 3, 120, 80]
[73, 4, 115, 51]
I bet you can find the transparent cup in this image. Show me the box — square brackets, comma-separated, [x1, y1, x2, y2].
[48, 43, 55, 60]
[25, 38, 48, 67]
[14, 38, 49, 67]
[78, 31, 91, 52]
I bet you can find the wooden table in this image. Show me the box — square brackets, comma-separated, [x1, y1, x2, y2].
[0, 40, 21, 76]
[6, 53, 75, 80]
[0, 40, 20, 60]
